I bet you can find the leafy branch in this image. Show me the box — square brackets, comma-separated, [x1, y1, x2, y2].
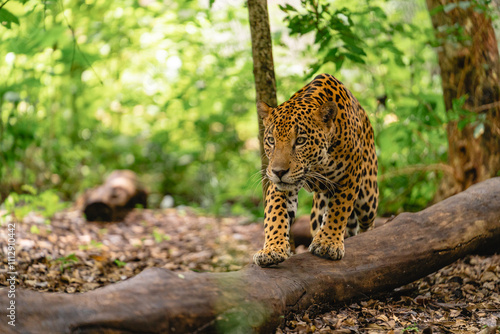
[0, 0, 19, 29]
[58, 0, 103, 85]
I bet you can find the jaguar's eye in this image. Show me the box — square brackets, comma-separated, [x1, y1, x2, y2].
[268, 136, 275, 145]
[296, 137, 307, 145]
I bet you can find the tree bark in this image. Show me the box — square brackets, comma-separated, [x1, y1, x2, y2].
[290, 216, 389, 248]
[2, 178, 499, 334]
[248, 0, 277, 197]
[82, 170, 147, 222]
[425, 0, 500, 200]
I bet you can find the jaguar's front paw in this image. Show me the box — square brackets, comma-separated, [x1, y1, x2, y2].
[308, 237, 345, 260]
[253, 245, 291, 267]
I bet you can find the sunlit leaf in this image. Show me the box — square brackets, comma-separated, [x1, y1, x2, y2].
[0, 8, 19, 29]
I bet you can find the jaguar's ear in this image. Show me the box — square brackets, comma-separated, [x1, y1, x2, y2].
[316, 101, 338, 128]
[257, 101, 273, 125]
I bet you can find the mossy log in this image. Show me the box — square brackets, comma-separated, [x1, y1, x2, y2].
[2, 178, 499, 333]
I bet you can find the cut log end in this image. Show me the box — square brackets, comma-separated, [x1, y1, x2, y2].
[83, 202, 113, 222]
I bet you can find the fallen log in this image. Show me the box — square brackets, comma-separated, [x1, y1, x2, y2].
[2, 178, 499, 333]
[82, 170, 148, 222]
[291, 216, 389, 248]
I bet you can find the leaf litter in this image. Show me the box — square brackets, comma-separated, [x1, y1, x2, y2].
[0, 208, 499, 333]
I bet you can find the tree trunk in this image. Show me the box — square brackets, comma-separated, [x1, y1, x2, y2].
[2, 178, 499, 334]
[426, 0, 500, 200]
[82, 170, 148, 222]
[248, 0, 277, 197]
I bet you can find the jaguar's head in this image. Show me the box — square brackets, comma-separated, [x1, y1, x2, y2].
[257, 99, 337, 192]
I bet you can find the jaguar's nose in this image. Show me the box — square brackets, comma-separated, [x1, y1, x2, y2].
[272, 168, 289, 180]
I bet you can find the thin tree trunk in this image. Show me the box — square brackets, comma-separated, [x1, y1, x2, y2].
[426, 0, 500, 200]
[248, 0, 277, 197]
[1, 178, 499, 334]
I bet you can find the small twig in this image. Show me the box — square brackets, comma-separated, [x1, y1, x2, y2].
[473, 100, 500, 112]
[0, 0, 10, 11]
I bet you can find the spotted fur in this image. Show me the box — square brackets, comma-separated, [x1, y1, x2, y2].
[253, 74, 378, 267]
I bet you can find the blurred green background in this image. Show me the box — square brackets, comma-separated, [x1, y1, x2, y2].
[1, 0, 498, 218]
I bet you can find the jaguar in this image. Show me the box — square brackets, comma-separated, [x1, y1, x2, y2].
[253, 73, 378, 267]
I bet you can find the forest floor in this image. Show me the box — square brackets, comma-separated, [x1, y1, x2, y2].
[0, 208, 499, 333]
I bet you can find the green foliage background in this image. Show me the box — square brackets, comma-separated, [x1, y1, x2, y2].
[1, 0, 498, 218]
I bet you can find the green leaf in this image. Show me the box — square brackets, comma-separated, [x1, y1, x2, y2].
[30, 225, 40, 235]
[458, 118, 469, 130]
[0, 8, 19, 29]
[278, 4, 296, 13]
[324, 47, 339, 60]
[345, 52, 365, 64]
[390, 22, 406, 34]
[370, 6, 387, 19]
[21, 184, 37, 195]
[429, 5, 444, 16]
[343, 43, 366, 56]
[114, 259, 127, 268]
